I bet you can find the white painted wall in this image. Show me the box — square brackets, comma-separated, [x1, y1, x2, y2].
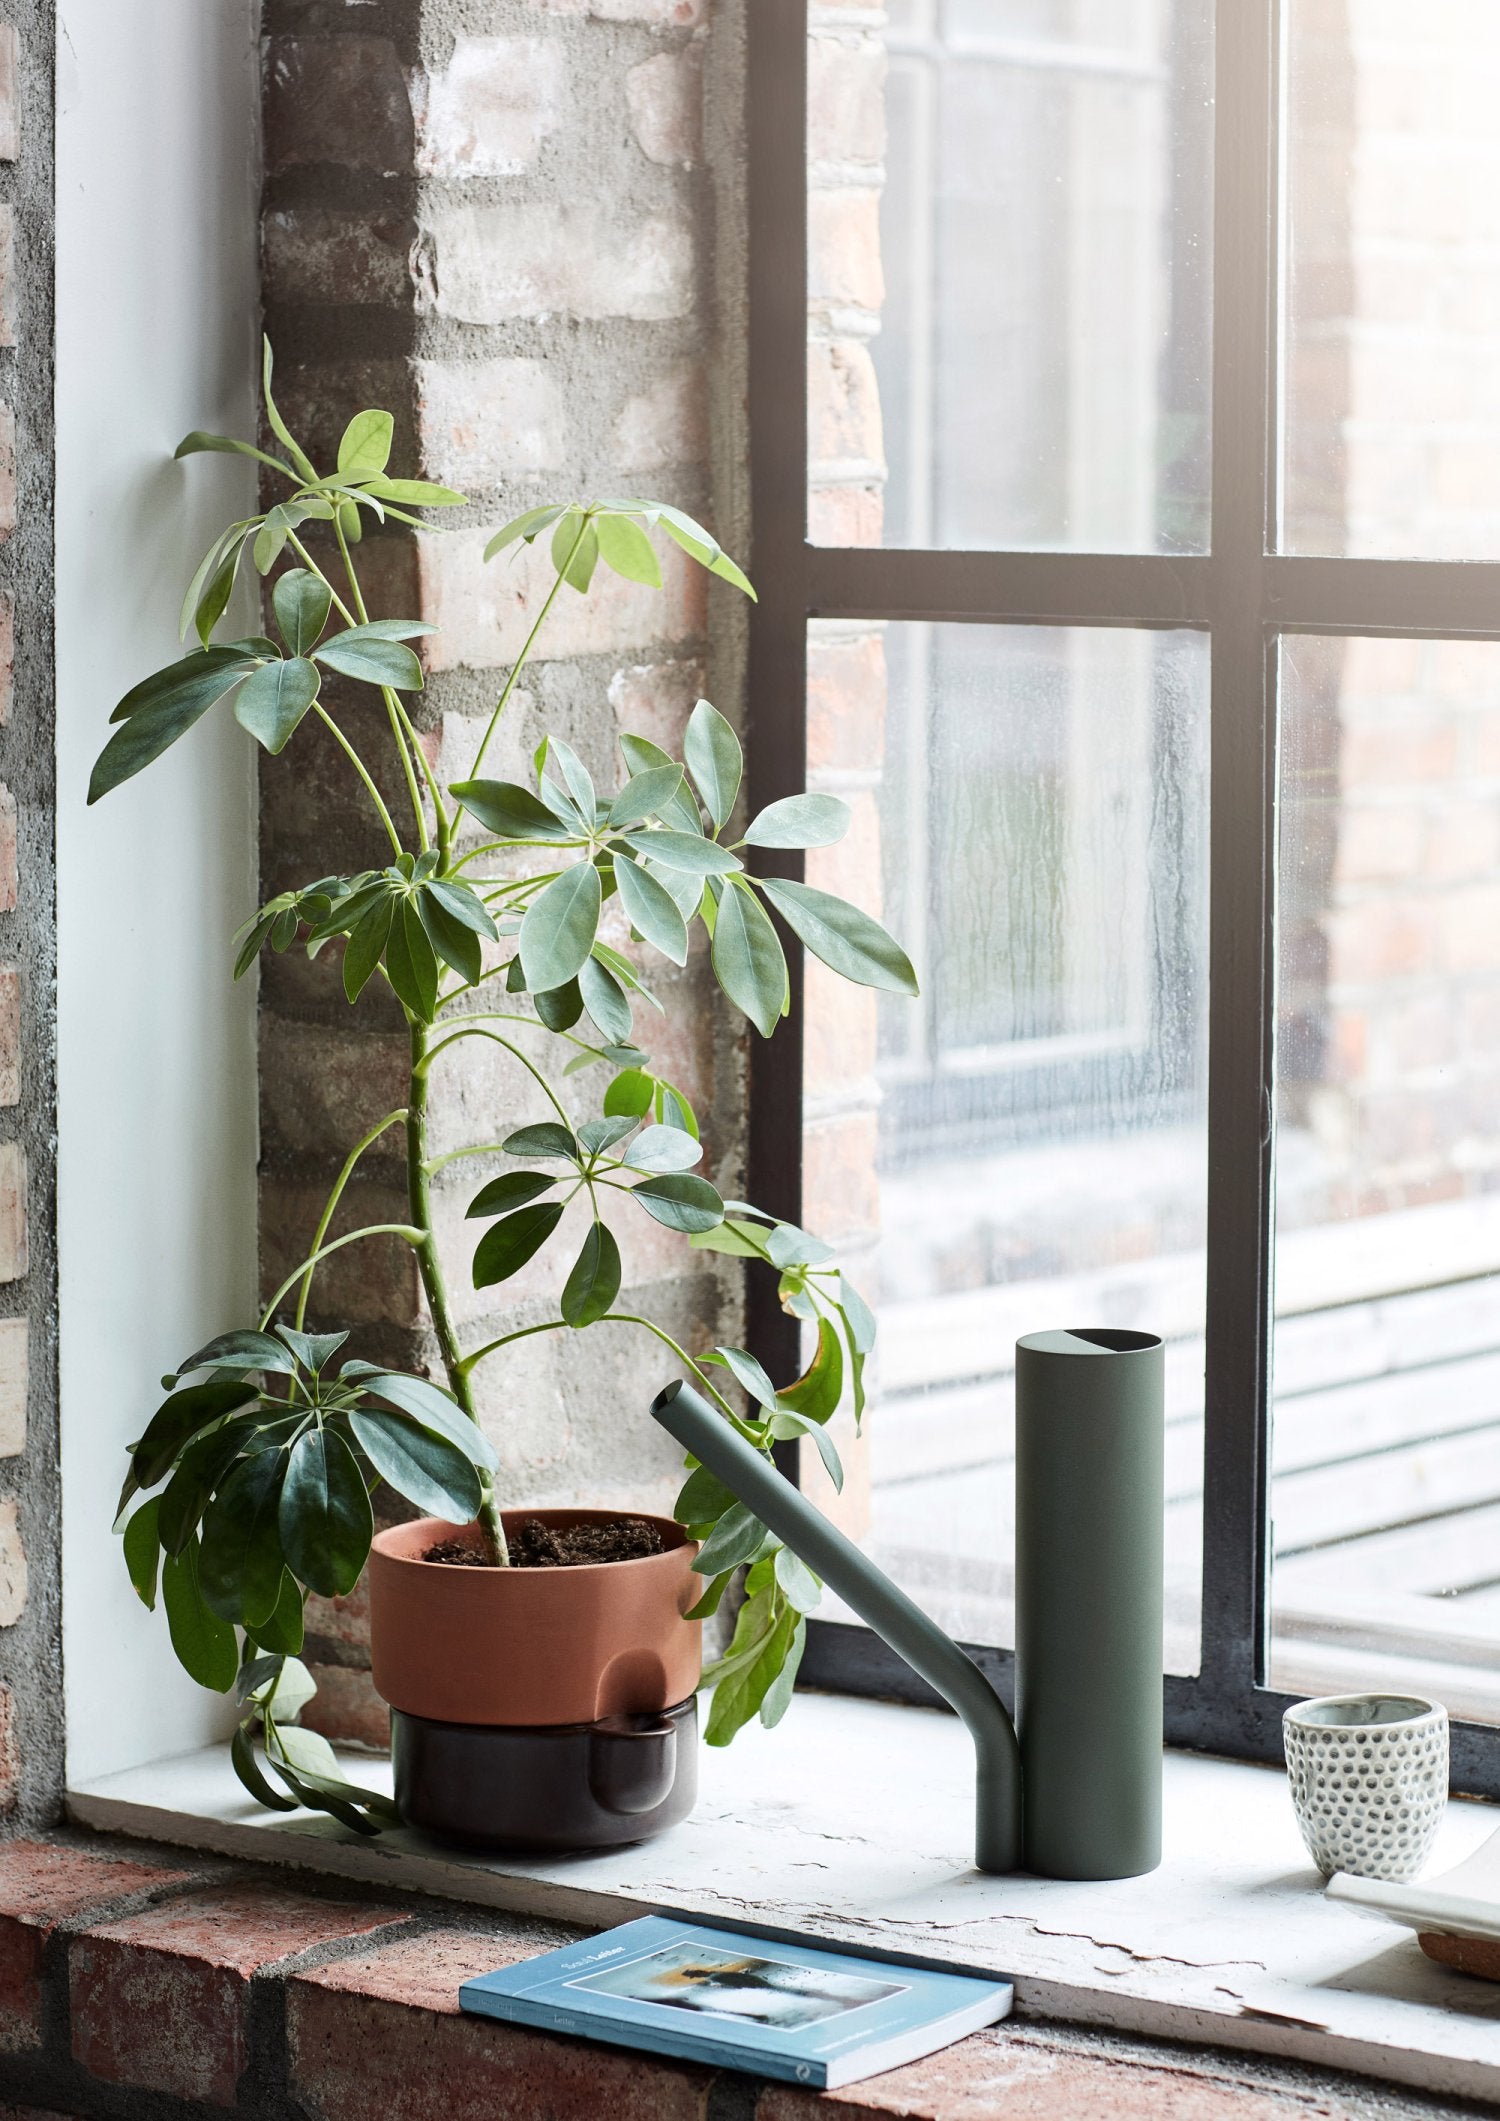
[56, 2, 260, 1780]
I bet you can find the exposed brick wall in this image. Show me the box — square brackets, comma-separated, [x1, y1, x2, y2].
[257, 0, 749, 1738]
[0, 4, 59, 1833]
[0, 1833, 1473, 2121]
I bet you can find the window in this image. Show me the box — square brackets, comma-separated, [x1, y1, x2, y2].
[748, 0, 1500, 1791]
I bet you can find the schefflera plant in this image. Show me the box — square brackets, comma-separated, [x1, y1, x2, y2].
[94, 344, 917, 1830]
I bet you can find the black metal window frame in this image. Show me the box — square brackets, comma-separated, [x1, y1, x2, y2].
[744, 0, 1500, 1795]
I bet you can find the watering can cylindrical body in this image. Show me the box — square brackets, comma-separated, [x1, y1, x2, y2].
[1015, 1327, 1165, 1880]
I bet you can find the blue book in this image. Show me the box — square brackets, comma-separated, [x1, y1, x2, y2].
[459, 1914, 1013, 2089]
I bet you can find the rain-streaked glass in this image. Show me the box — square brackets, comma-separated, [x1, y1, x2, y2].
[1271, 636, 1500, 1719]
[801, 620, 1209, 1674]
[807, 0, 1214, 552]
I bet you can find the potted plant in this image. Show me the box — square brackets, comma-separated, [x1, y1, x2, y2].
[96, 346, 916, 1848]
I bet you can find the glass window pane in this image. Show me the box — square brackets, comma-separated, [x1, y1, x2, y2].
[807, 2, 1214, 553]
[1281, 1, 1500, 558]
[1271, 637, 1500, 1717]
[803, 620, 1209, 1675]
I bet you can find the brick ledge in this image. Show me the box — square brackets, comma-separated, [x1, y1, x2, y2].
[0, 1834, 1467, 2121]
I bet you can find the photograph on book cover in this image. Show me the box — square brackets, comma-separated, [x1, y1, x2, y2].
[568, 1942, 909, 2030]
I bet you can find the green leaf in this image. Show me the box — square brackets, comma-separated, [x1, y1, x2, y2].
[594, 512, 662, 587]
[425, 878, 499, 940]
[91, 651, 261, 802]
[623, 1124, 701, 1174]
[532, 978, 581, 1032]
[778, 1316, 844, 1424]
[157, 1420, 258, 1556]
[416, 889, 483, 987]
[839, 1276, 876, 1354]
[314, 627, 424, 691]
[692, 1501, 767, 1578]
[279, 1426, 373, 1599]
[231, 1724, 300, 1812]
[774, 1546, 822, 1614]
[261, 336, 319, 483]
[579, 957, 632, 1045]
[348, 1408, 483, 1522]
[654, 1079, 699, 1138]
[197, 535, 248, 642]
[384, 898, 440, 1019]
[161, 1538, 239, 1692]
[766, 1224, 836, 1268]
[342, 894, 395, 1004]
[741, 794, 850, 849]
[482, 504, 567, 562]
[603, 1067, 655, 1120]
[706, 1602, 797, 1746]
[711, 877, 788, 1038]
[674, 1464, 739, 1525]
[176, 1329, 295, 1378]
[761, 879, 919, 995]
[342, 1365, 497, 1468]
[176, 430, 297, 480]
[622, 832, 741, 877]
[451, 780, 569, 840]
[618, 734, 704, 833]
[560, 1221, 622, 1328]
[651, 505, 757, 601]
[760, 1615, 808, 1729]
[612, 855, 689, 966]
[123, 1497, 162, 1609]
[684, 700, 742, 830]
[541, 737, 598, 823]
[199, 1449, 290, 1627]
[807, 1419, 844, 1493]
[472, 1202, 566, 1288]
[503, 1122, 580, 1161]
[630, 1171, 725, 1234]
[466, 1171, 556, 1220]
[519, 863, 602, 992]
[703, 1344, 778, 1409]
[362, 475, 467, 507]
[551, 511, 599, 591]
[275, 1325, 350, 1375]
[129, 1379, 258, 1491]
[273, 569, 333, 656]
[248, 1569, 306, 1655]
[608, 766, 686, 831]
[234, 657, 321, 754]
[684, 1569, 735, 1620]
[337, 409, 394, 477]
[578, 1115, 636, 1157]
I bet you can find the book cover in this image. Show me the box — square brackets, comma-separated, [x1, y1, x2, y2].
[458, 1914, 1013, 2090]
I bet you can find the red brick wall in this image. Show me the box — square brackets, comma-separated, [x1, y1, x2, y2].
[257, 0, 747, 1739]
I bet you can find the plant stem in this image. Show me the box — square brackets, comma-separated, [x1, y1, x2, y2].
[465, 517, 589, 787]
[407, 1017, 509, 1563]
[260, 1223, 424, 1329]
[295, 1109, 408, 1329]
[333, 514, 429, 853]
[418, 1023, 573, 1126]
[313, 704, 403, 857]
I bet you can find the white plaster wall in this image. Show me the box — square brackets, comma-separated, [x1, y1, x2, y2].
[56, 2, 260, 1779]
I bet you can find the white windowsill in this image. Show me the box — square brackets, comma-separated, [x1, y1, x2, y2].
[66, 1692, 1500, 2104]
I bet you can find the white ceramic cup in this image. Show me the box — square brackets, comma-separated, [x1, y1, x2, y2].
[1282, 1692, 1448, 1881]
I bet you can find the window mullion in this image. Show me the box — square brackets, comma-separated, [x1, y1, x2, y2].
[1196, 0, 1282, 1708]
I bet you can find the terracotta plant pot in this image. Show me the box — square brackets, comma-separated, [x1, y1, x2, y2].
[367, 1508, 703, 1853]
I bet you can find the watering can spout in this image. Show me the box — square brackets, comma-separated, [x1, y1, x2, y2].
[650, 1379, 1022, 1875]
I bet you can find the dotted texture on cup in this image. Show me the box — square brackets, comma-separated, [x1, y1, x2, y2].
[1283, 1708, 1448, 1881]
